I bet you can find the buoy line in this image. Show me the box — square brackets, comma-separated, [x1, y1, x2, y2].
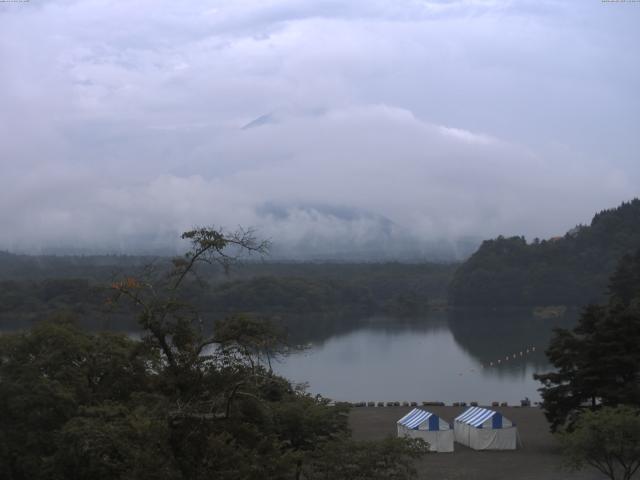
[479, 346, 537, 370]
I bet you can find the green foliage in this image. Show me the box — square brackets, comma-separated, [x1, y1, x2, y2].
[0, 279, 105, 316]
[205, 276, 376, 316]
[535, 249, 640, 431]
[0, 317, 156, 479]
[0, 228, 429, 480]
[0, 316, 425, 480]
[449, 199, 640, 307]
[559, 406, 640, 480]
[0, 261, 455, 332]
[303, 437, 429, 480]
[53, 402, 180, 480]
[190, 262, 454, 318]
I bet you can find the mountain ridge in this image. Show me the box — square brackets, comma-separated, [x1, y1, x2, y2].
[448, 198, 640, 307]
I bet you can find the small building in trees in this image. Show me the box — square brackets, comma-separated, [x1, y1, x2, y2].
[396, 408, 454, 452]
[454, 406, 517, 450]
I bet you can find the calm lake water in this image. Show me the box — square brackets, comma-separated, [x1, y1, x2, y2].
[274, 311, 575, 405]
[0, 309, 576, 405]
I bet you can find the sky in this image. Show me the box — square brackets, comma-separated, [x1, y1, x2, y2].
[1, 0, 639, 258]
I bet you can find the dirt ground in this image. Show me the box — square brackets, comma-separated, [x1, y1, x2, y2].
[349, 406, 604, 480]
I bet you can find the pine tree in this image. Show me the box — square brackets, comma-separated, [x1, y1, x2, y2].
[535, 249, 640, 431]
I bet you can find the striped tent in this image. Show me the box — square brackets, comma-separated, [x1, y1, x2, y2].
[454, 406, 517, 450]
[397, 408, 454, 452]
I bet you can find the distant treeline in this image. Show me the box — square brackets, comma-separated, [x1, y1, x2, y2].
[193, 263, 454, 315]
[0, 251, 156, 281]
[0, 278, 103, 314]
[0, 259, 456, 327]
[448, 199, 640, 307]
[5, 199, 638, 318]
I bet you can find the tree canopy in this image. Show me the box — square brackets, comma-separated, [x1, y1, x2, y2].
[449, 199, 640, 307]
[559, 406, 640, 480]
[535, 248, 640, 431]
[0, 227, 429, 480]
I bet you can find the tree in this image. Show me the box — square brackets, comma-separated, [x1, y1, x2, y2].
[609, 251, 640, 307]
[110, 226, 269, 376]
[0, 315, 158, 480]
[52, 402, 180, 480]
[535, 249, 640, 431]
[1, 227, 429, 480]
[303, 437, 429, 480]
[559, 406, 640, 480]
[449, 198, 640, 307]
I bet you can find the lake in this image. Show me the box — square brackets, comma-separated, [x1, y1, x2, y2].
[0, 309, 576, 405]
[274, 310, 575, 405]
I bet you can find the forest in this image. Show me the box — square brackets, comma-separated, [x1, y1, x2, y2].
[3, 200, 640, 331]
[0, 229, 429, 480]
[2, 202, 640, 479]
[0, 256, 455, 334]
[448, 199, 640, 307]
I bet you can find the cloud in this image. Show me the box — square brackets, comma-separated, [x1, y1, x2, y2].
[0, 0, 638, 257]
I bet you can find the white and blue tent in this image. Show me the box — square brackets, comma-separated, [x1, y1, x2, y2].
[397, 408, 454, 452]
[454, 406, 517, 450]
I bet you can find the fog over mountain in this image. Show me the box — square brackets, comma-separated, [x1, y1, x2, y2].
[1, 1, 638, 259]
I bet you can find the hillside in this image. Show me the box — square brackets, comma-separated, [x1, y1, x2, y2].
[0, 256, 456, 333]
[448, 199, 640, 307]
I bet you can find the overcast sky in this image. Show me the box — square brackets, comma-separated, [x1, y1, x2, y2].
[1, 0, 638, 257]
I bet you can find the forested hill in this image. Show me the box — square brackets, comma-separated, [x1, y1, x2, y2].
[448, 199, 640, 307]
[0, 255, 456, 331]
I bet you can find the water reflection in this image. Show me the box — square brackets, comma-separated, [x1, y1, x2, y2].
[1, 309, 578, 404]
[447, 309, 577, 374]
[275, 310, 578, 404]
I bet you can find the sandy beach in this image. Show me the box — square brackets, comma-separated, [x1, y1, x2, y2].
[349, 406, 603, 480]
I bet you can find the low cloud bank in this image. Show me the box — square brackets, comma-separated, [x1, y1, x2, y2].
[1, 1, 638, 258]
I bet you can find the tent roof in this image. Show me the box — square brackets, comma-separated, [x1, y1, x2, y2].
[455, 406, 502, 427]
[397, 408, 435, 429]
